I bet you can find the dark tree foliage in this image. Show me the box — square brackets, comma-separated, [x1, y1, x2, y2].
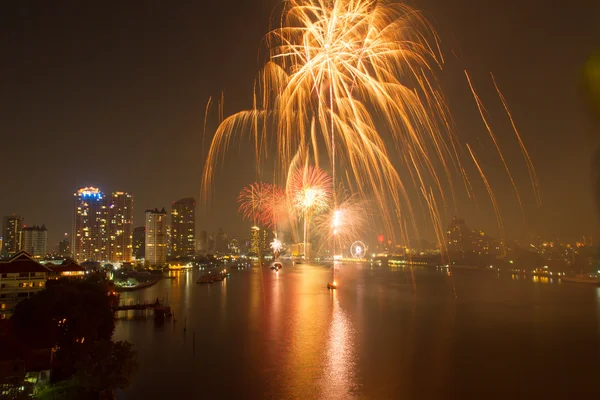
[10, 278, 115, 351]
[75, 340, 137, 398]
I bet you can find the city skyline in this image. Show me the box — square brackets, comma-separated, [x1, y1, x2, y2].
[0, 0, 598, 248]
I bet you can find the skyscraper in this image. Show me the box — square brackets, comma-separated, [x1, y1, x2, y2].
[198, 230, 208, 253]
[170, 198, 196, 259]
[58, 234, 71, 258]
[2, 215, 23, 257]
[133, 226, 145, 260]
[72, 187, 134, 263]
[73, 187, 108, 263]
[20, 225, 48, 258]
[108, 192, 134, 262]
[145, 208, 167, 266]
[216, 228, 228, 254]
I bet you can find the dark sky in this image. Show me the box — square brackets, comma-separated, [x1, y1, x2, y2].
[1, 0, 598, 249]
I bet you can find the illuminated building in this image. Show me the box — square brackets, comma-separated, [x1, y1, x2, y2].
[228, 237, 240, 254]
[216, 228, 228, 254]
[170, 198, 196, 259]
[72, 187, 134, 263]
[145, 208, 167, 266]
[133, 226, 145, 260]
[2, 215, 23, 257]
[46, 260, 85, 280]
[0, 251, 51, 317]
[108, 192, 134, 263]
[73, 187, 109, 263]
[58, 234, 70, 258]
[291, 242, 311, 258]
[446, 217, 470, 255]
[20, 225, 48, 258]
[249, 226, 270, 256]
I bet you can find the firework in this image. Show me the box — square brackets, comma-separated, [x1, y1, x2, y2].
[203, 0, 538, 253]
[270, 237, 284, 254]
[286, 165, 332, 259]
[202, 0, 450, 242]
[314, 193, 369, 253]
[288, 165, 333, 214]
[238, 182, 286, 229]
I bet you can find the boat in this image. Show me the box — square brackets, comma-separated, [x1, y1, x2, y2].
[270, 262, 283, 271]
[114, 277, 160, 292]
[561, 274, 600, 285]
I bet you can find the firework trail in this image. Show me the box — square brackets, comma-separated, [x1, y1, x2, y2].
[313, 193, 369, 254]
[286, 164, 333, 258]
[203, 0, 540, 252]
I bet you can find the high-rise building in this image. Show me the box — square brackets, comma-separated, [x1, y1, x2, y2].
[2, 215, 23, 257]
[133, 226, 145, 260]
[20, 225, 48, 258]
[229, 237, 240, 254]
[446, 217, 469, 255]
[145, 208, 167, 266]
[72, 187, 134, 263]
[198, 230, 208, 253]
[108, 192, 134, 263]
[73, 187, 109, 263]
[249, 226, 269, 256]
[58, 234, 71, 258]
[216, 228, 228, 253]
[171, 198, 196, 259]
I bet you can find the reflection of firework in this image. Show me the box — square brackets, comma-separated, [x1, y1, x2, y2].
[238, 182, 286, 229]
[288, 165, 332, 214]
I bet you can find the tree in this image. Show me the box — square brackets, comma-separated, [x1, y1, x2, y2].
[11, 278, 115, 351]
[74, 341, 137, 400]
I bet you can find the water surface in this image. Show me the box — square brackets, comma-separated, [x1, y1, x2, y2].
[115, 264, 600, 399]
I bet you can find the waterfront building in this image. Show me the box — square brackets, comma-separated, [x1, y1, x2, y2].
[249, 226, 270, 256]
[45, 260, 85, 280]
[72, 187, 109, 263]
[145, 208, 167, 266]
[20, 225, 48, 258]
[170, 198, 196, 259]
[216, 228, 228, 254]
[228, 237, 240, 254]
[198, 230, 208, 253]
[2, 215, 23, 257]
[72, 187, 134, 263]
[108, 192, 134, 263]
[133, 226, 145, 260]
[0, 251, 51, 317]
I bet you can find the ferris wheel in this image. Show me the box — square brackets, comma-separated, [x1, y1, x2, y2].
[350, 241, 366, 259]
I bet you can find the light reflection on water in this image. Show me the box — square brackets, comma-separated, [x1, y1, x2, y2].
[320, 290, 358, 399]
[114, 263, 600, 399]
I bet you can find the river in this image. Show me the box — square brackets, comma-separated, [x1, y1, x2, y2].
[114, 263, 600, 399]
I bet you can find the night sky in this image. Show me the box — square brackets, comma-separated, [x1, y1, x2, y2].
[1, 0, 598, 249]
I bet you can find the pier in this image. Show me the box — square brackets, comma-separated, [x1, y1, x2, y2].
[113, 299, 171, 319]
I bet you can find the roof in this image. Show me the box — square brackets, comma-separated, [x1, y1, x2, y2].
[173, 197, 196, 205]
[46, 260, 85, 273]
[0, 251, 52, 274]
[22, 224, 47, 232]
